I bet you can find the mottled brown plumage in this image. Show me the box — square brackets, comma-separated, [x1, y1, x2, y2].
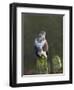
[43, 40, 48, 52]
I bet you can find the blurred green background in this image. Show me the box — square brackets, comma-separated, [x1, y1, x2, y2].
[22, 13, 63, 75]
